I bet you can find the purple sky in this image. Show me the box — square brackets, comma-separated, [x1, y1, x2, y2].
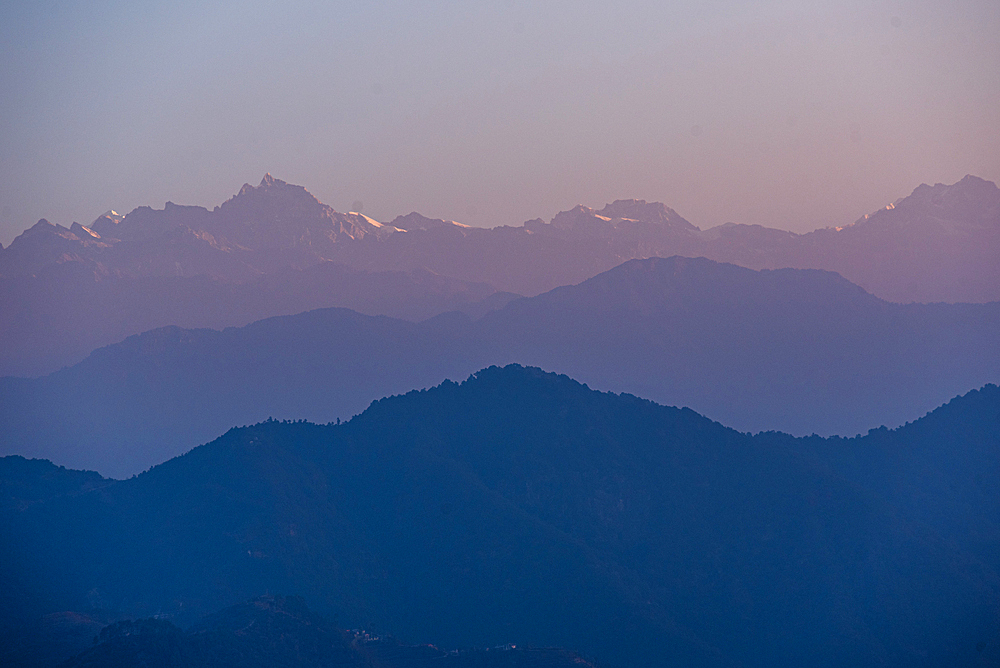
[1, 0, 998, 245]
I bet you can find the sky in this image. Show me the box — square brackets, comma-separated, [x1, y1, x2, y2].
[1, 0, 998, 245]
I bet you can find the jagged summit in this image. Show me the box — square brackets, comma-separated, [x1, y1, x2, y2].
[544, 199, 699, 237]
[844, 173, 1000, 233]
[597, 199, 697, 229]
[930, 174, 996, 191]
[17, 219, 79, 241]
[0, 176, 403, 286]
[906, 174, 998, 202]
[89, 211, 123, 237]
[234, 173, 303, 200]
[899, 174, 1000, 222]
[957, 173, 995, 187]
[223, 174, 323, 211]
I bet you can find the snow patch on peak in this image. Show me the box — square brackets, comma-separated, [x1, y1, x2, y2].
[348, 212, 385, 228]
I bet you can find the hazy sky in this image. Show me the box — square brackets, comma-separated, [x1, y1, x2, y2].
[1, 0, 998, 245]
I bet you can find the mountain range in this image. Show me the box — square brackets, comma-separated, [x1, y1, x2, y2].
[2, 256, 997, 478]
[3, 173, 998, 667]
[0, 260, 511, 379]
[1, 174, 998, 377]
[3, 365, 998, 668]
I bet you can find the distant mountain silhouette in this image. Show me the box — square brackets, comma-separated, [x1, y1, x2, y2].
[2, 367, 998, 667]
[2, 175, 997, 375]
[0, 175, 506, 377]
[474, 256, 1000, 437]
[1, 257, 997, 478]
[741, 174, 1000, 303]
[0, 261, 505, 378]
[320, 175, 1000, 302]
[0, 456, 105, 513]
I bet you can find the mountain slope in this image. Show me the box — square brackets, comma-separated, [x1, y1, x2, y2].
[476, 256, 1000, 436]
[319, 176, 1000, 302]
[2, 175, 996, 299]
[3, 367, 998, 668]
[0, 176, 505, 378]
[3, 256, 997, 477]
[757, 174, 1000, 303]
[2, 175, 997, 376]
[0, 307, 487, 475]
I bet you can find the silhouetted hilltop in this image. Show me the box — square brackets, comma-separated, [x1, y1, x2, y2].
[0, 457, 106, 512]
[2, 367, 997, 667]
[793, 383, 1000, 570]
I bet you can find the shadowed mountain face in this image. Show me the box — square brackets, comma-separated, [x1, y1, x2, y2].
[2, 367, 998, 668]
[1, 256, 997, 478]
[1, 175, 997, 375]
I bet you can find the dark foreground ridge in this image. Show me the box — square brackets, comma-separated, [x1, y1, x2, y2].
[60, 595, 596, 668]
[2, 366, 999, 667]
